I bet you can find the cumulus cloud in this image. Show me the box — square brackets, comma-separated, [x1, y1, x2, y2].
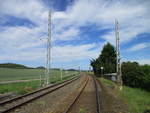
[53, 27, 80, 41]
[138, 59, 150, 65]
[128, 43, 150, 51]
[0, 43, 103, 63]
[131, 59, 150, 65]
[0, 50, 45, 61]
[52, 43, 100, 62]
[1, 0, 150, 43]
[0, 26, 45, 51]
[0, 0, 48, 57]
[53, 0, 150, 43]
[0, 0, 48, 25]
[0, 0, 150, 67]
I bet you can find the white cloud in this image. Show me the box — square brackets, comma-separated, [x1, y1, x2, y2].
[138, 59, 150, 65]
[53, 27, 80, 41]
[15, 41, 44, 50]
[1, 0, 150, 43]
[0, 0, 49, 53]
[52, 43, 98, 62]
[128, 43, 150, 51]
[0, 0, 48, 25]
[0, 26, 46, 52]
[0, 0, 150, 67]
[53, 0, 150, 43]
[53, 12, 68, 19]
[0, 43, 103, 63]
[131, 59, 150, 65]
[0, 48, 45, 61]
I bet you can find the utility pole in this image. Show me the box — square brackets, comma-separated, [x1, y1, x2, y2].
[40, 75, 42, 87]
[45, 11, 51, 86]
[101, 67, 104, 77]
[60, 65, 63, 81]
[89, 66, 91, 73]
[115, 19, 122, 87]
[79, 66, 81, 75]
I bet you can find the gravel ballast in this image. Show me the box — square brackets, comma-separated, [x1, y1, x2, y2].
[51, 75, 98, 113]
[10, 75, 86, 113]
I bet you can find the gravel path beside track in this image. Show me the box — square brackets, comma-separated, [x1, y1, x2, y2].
[98, 78, 129, 113]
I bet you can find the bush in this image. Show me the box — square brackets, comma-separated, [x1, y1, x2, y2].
[122, 62, 150, 91]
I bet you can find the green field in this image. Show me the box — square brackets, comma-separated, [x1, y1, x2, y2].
[0, 68, 78, 94]
[0, 74, 77, 94]
[0, 68, 77, 82]
[100, 78, 150, 113]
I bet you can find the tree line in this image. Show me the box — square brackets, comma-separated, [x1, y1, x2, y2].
[91, 42, 116, 76]
[0, 63, 30, 69]
[91, 42, 150, 91]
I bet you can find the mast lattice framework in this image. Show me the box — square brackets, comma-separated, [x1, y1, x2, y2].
[115, 19, 122, 85]
[45, 11, 51, 85]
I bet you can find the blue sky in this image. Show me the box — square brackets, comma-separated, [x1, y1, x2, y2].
[0, 0, 150, 69]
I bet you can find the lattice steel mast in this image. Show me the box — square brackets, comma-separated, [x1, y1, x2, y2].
[115, 19, 122, 85]
[45, 11, 51, 85]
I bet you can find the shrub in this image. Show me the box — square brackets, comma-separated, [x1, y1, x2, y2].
[122, 62, 150, 91]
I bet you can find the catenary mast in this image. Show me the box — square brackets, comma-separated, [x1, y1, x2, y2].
[115, 19, 122, 86]
[45, 11, 51, 85]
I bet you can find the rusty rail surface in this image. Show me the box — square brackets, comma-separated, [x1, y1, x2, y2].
[63, 75, 101, 113]
[63, 76, 89, 113]
[93, 76, 101, 113]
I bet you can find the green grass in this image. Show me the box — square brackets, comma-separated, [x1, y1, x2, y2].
[0, 81, 40, 94]
[79, 108, 87, 113]
[100, 77, 150, 113]
[118, 86, 150, 113]
[0, 74, 77, 95]
[0, 68, 77, 81]
[0, 68, 43, 81]
[0, 68, 78, 94]
[100, 77, 115, 86]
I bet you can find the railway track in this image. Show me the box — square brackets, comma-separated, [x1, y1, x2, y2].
[63, 75, 101, 113]
[93, 76, 101, 113]
[0, 75, 80, 113]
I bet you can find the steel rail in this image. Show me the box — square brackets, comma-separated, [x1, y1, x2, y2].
[63, 76, 89, 113]
[0, 75, 78, 105]
[93, 76, 101, 113]
[0, 76, 80, 113]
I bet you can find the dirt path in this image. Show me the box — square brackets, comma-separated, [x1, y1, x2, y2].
[98, 79, 129, 113]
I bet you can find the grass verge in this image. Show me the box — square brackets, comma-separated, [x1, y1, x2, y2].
[0, 74, 77, 95]
[118, 86, 150, 113]
[0, 68, 78, 82]
[0, 81, 40, 95]
[100, 77, 150, 113]
[100, 77, 116, 86]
